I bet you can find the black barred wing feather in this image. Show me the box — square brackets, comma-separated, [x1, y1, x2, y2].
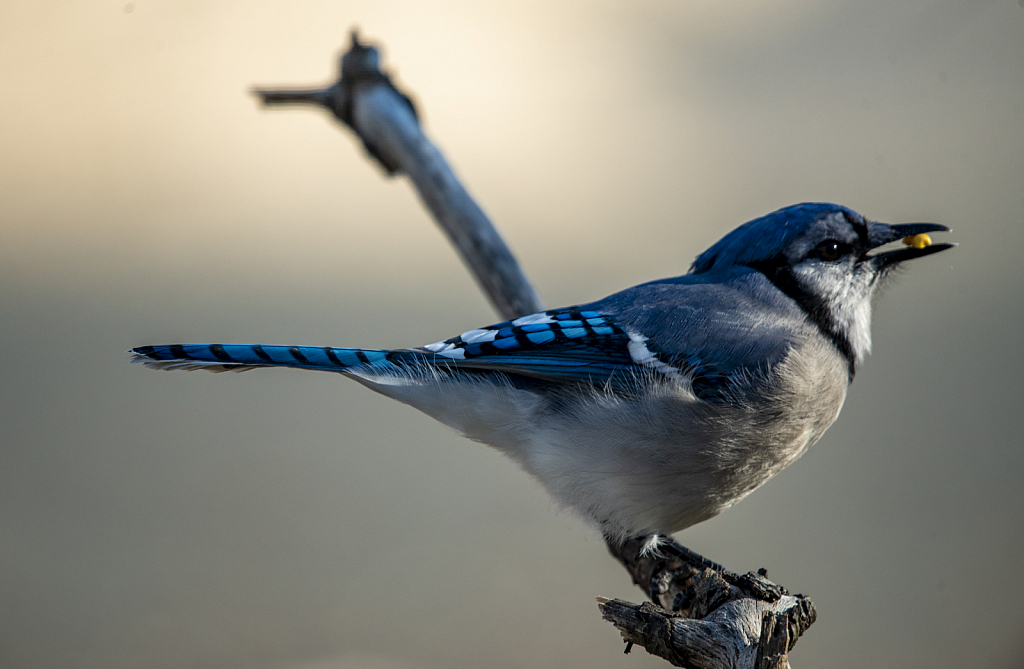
[415, 308, 640, 385]
[130, 344, 394, 373]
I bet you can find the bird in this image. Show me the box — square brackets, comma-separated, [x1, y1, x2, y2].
[130, 203, 953, 544]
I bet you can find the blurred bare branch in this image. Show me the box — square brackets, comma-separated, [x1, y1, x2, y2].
[253, 30, 542, 321]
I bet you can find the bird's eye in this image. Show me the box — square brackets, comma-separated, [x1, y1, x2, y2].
[811, 240, 849, 262]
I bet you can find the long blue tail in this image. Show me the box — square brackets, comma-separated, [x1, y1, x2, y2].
[129, 343, 397, 373]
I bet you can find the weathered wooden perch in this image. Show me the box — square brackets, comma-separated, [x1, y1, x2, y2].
[602, 536, 815, 668]
[252, 31, 816, 668]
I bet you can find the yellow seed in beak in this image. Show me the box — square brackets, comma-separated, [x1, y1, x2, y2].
[902, 233, 932, 249]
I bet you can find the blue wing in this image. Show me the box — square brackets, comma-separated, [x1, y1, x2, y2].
[414, 286, 781, 400]
[413, 307, 641, 385]
[131, 270, 801, 402]
[585, 268, 810, 399]
[128, 308, 641, 385]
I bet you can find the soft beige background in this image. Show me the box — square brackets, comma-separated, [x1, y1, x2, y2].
[2, 2, 1022, 668]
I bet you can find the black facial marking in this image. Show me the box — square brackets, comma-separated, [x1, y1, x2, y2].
[747, 256, 857, 380]
[844, 211, 869, 248]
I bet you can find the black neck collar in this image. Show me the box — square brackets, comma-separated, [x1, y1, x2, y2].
[746, 258, 857, 381]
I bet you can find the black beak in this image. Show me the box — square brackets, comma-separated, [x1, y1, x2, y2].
[865, 222, 955, 269]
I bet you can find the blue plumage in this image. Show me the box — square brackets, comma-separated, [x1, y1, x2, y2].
[130, 203, 953, 540]
[132, 343, 393, 372]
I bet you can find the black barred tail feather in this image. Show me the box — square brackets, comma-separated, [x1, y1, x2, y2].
[129, 344, 400, 374]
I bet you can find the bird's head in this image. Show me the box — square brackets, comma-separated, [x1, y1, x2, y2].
[690, 203, 954, 377]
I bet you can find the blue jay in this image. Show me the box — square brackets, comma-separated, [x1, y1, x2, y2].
[131, 203, 952, 543]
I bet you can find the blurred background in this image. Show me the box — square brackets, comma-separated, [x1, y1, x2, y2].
[1, 1, 1022, 668]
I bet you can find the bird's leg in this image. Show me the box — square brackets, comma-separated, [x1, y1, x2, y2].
[605, 534, 737, 612]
